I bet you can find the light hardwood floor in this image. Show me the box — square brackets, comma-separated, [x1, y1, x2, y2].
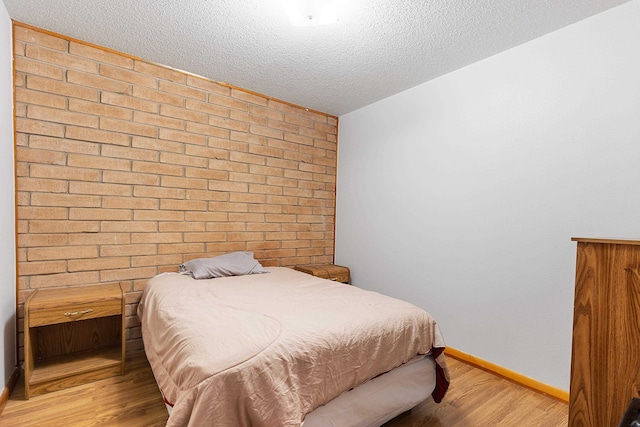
[1, 353, 568, 426]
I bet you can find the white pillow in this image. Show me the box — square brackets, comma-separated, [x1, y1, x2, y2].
[179, 251, 268, 279]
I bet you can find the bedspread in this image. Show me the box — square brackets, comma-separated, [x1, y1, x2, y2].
[138, 267, 449, 426]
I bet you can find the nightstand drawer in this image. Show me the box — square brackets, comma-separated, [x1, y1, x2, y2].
[295, 264, 350, 284]
[29, 300, 121, 327]
[24, 283, 126, 399]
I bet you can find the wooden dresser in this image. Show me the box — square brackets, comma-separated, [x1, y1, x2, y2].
[569, 238, 640, 427]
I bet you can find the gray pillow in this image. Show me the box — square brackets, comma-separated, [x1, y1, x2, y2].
[179, 251, 268, 279]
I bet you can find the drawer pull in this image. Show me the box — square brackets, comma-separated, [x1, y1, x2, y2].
[329, 277, 337, 281]
[64, 309, 93, 317]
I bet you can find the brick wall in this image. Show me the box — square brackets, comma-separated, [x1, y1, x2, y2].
[13, 23, 338, 358]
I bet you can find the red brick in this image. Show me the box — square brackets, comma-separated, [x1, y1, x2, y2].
[231, 89, 268, 106]
[17, 175, 67, 193]
[228, 172, 265, 185]
[133, 135, 182, 153]
[185, 189, 228, 201]
[158, 222, 206, 232]
[248, 204, 281, 214]
[186, 121, 230, 139]
[229, 131, 266, 145]
[134, 61, 185, 83]
[209, 115, 249, 132]
[100, 64, 156, 88]
[161, 104, 208, 124]
[209, 158, 246, 173]
[160, 199, 207, 211]
[230, 110, 267, 126]
[134, 185, 185, 199]
[25, 45, 97, 73]
[103, 170, 160, 186]
[186, 98, 228, 118]
[19, 260, 67, 276]
[131, 254, 183, 267]
[284, 132, 314, 146]
[284, 113, 314, 129]
[68, 153, 130, 171]
[102, 145, 158, 162]
[101, 221, 158, 233]
[69, 42, 134, 68]
[131, 233, 183, 244]
[209, 93, 247, 111]
[29, 135, 100, 156]
[161, 176, 207, 190]
[249, 144, 283, 159]
[100, 244, 157, 257]
[186, 211, 229, 222]
[29, 271, 100, 288]
[68, 257, 130, 272]
[15, 57, 63, 80]
[30, 164, 100, 181]
[133, 85, 184, 107]
[100, 267, 158, 282]
[159, 128, 206, 146]
[186, 75, 230, 95]
[69, 208, 132, 221]
[15, 26, 68, 51]
[31, 193, 100, 207]
[133, 160, 183, 176]
[208, 181, 248, 193]
[133, 210, 185, 221]
[68, 233, 130, 245]
[134, 111, 184, 130]
[17, 206, 68, 220]
[160, 152, 207, 168]
[61, 128, 126, 148]
[183, 232, 227, 243]
[100, 117, 157, 138]
[16, 118, 65, 138]
[158, 80, 206, 101]
[208, 201, 248, 212]
[185, 167, 229, 181]
[28, 245, 98, 261]
[16, 146, 66, 165]
[101, 91, 158, 114]
[67, 70, 131, 94]
[102, 196, 158, 210]
[27, 105, 98, 128]
[158, 243, 205, 255]
[69, 98, 133, 120]
[26, 75, 99, 101]
[205, 222, 246, 232]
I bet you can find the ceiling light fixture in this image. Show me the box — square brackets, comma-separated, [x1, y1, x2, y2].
[282, 0, 339, 27]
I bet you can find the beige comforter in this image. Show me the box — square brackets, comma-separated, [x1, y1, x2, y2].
[138, 267, 448, 427]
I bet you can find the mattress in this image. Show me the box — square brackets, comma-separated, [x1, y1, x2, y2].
[138, 267, 449, 426]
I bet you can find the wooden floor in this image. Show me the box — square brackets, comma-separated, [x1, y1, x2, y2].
[1, 353, 568, 426]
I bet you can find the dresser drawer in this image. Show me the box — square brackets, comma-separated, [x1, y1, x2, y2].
[29, 299, 121, 328]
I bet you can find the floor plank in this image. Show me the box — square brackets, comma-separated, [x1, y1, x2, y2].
[1, 352, 568, 426]
[383, 355, 568, 427]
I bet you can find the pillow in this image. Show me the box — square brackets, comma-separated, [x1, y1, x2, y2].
[179, 251, 268, 279]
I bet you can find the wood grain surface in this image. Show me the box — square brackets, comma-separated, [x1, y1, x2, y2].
[569, 241, 640, 427]
[1, 353, 568, 426]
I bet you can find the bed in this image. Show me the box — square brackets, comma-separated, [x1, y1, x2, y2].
[138, 257, 449, 427]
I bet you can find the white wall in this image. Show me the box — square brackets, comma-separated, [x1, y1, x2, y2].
[335, 0, 640, 391]
[0, 1, 16, 392]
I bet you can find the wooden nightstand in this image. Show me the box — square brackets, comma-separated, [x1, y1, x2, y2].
[294, 264, 350, 284]
[23, 283, 126, 399]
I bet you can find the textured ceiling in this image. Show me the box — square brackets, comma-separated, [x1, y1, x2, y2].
[2, 0, 632, 116]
